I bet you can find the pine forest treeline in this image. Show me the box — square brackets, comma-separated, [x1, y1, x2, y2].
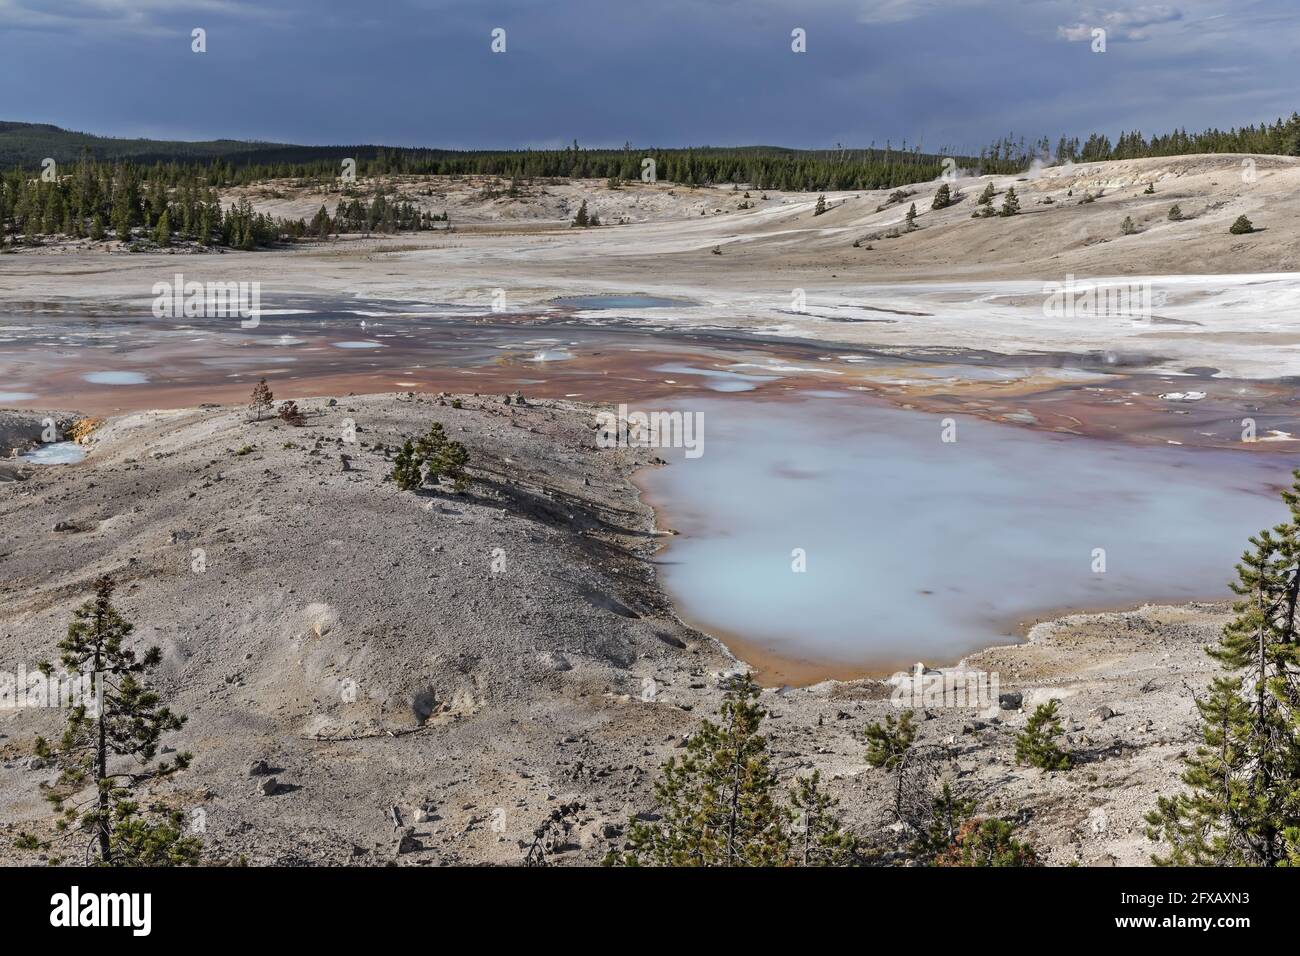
[8, 110, 1300, 189]
[0, 154, 446, 249]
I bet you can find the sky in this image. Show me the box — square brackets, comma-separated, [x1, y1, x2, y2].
[2, 0, 1298, 153]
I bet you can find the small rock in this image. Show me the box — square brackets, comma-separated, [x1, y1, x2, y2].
[536, 651, 572, 672]
[395, 827, 421, 854]
[256, 777, 279, 796]
[248, 759, 270, 777]
[1092, 705, 1116, 722]
[998, 692, 1023, 711]
[409, 687, 439, 725]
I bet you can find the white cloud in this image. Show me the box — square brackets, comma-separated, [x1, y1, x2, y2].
[1057, 5, 1184, 42]
[1056, 23, 1094, 41]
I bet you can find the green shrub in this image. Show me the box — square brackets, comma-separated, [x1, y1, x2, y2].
[865, 710, 916, 770]
[1015, 700, 1071, 771]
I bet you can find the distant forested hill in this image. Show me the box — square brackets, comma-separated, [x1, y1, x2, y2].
[5, 116, 1298, 193]
[0, 121, 307, 166]
[0, 122, 1000, 191]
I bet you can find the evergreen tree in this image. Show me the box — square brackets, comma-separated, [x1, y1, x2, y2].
[90, 214, 105, 241]
[977, 181, 996, 205]
[20, 576, 198, 866]
[572, 200, 589, 228]
[113, 204, 132, 243]
[390, 421, 473, 492]
[931, 183, 952, 209]
[933, 819, 1039, 867]
[1121, 215, 1137, 235]
[610, 673, 796, 866]
[998, 186, 1021, 217]
[197, 206, 213, 246]
[45, 191, 65, 234]
[813, 194, 828, 216]
[1147, 473, 1300, 865]
[1285, 827, 1300, 865]
[311, 205, 332, 238]
[905, 203, 918, 229]
[865, 709, 916, 770]
[428, 438, 471, 492]
[789, 771, 860, 866]
[912, 782, 976, 859]
[110, 174, 136, 243]
[1168, 204, 1183, 221]
[391, 439, 424, 491]
[1015, 700, 1071, 770]
[154, 209, 171, 246]
[249, 377, 274, 421]
[1230, 215, 1255, 235]
[413, 420, 450, 464]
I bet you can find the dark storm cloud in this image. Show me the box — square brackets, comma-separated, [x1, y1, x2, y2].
[1, 0, 1295, 151]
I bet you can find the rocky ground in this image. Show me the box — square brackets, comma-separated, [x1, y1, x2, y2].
[0, 396, 1227, 865]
